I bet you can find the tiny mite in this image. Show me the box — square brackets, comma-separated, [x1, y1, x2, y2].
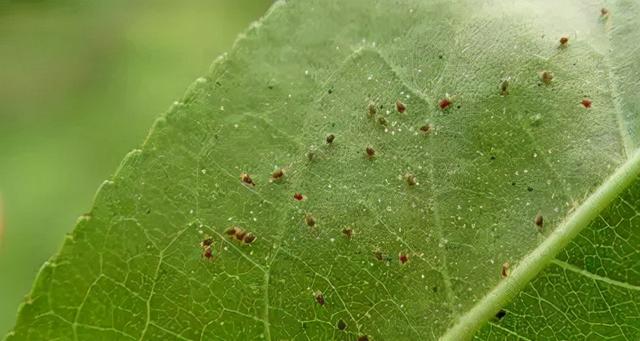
[419, 124, 432, 134]
[373, 249, 384, 261]
[305, 214, 316, 227]
[235, 229, 247, 241]
[559, 36, 569, 46]
[501, 262, 510, 278]
[500, 79, 509, 96]
[377, 116, 388, 126]
[366, 146, 376, 158]
[396, 100, 407, 113]
[202, 247, 214, 259]
[601, 7, 609, 17]
[540, 71, 554, 85]
[314, 291, 325, 305]
[368, 102, 377, 116]
[342, 227, 353, 239]
[200, 237, 214, 247]
[534, 212, 543, 229]
[337, 319, 347, 331]
[326, 134, 335, 144]
[243, 233, 256, 244]
[225, 226, 239, 235]
[439, 98, 452, 110]
[581, 98, 592, 108]
[399, 252, 409, 264]
[293, 192, 304, 201]
[358, 336, 370, 341]
[405, 173, 417, 186]
[240, 173, 255, 186]
[271, 168, 284, 181]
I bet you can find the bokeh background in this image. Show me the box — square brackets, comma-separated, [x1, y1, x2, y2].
[0, 0, 271, 334]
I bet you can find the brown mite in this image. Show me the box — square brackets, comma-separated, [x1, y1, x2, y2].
[314, 291, 325, 305]
[396, 100, 407, 113]
[293, 192, 304, 201]
[202, 246, 214, 260]
[601, 7, 609, 17]
[581, 98, 592, 108]
[271, 168, 284, 181]
[366, 146, 376, 158]
[200, 237, 214, 247]
[439, 98, 452, 110]
[305, 214, 316, 227]
[500, 79, 509, 96]
[501, 262, 510, 278]
[559, 36, 569, 46]
[358, 336, 370, 341]
[405, 173, 417, 186]
[235, 229, 247, 241]
[342, 227, 353, 239]
[419, 123, 432, 134]
[243, 233, 256, 244]
[225, 226, 239, 236]
[399, 252, 409, 264]
[540, 71, 554, 85]
[240, 173, 255, 186]
[377, 116, 388, 126]
[534, 212, 543, 229]
[326, 134, 335, 144]
[337, 319, 347, 330]
[368, 102, 377, 116]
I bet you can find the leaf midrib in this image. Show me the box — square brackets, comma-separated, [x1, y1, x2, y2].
[441, 148, 640, 340]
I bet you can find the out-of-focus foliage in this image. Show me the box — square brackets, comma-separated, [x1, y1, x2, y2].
[0, 0, 270, 334]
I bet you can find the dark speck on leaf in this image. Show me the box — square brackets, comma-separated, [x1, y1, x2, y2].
[337, 319, 347, 331]
[328, 88, 333, 94]
[490, 156, 496, 160]
[358, 335, 370, 341]
[495, 309, 507, 320]
[527, 186, 534, 192]
[511, 182, 516, 186]
[432, 286, 438, 293]
[438, 55, 443, 59]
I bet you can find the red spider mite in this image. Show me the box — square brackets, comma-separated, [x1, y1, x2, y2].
[293, 192, 304, 201]
[396, 100, 407, 113]
[439, 98, 452, 110]
[581, 98, 592, 108]
[399, 252, 409, 264]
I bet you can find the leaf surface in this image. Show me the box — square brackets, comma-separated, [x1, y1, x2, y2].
[5, 0, 640, 340]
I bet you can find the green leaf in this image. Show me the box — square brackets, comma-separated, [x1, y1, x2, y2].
[5, 0, 640, 340]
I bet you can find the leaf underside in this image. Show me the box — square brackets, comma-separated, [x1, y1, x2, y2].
[5, 0, 640, 340]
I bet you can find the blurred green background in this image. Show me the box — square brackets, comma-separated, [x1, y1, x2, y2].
[0, 0, 271, 335]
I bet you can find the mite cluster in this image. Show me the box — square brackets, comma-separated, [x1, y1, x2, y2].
[225, 226, 257, 244]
